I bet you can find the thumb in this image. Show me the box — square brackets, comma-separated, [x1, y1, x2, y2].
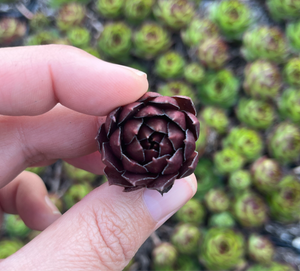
[0, 174, 197, 271]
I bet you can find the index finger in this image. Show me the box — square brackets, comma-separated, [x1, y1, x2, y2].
[0, 45, 148, 116]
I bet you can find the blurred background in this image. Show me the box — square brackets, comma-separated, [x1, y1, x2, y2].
[0, 0, 300, 270]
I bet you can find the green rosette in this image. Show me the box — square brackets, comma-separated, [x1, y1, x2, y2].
[124, 0, 154, 23]
[183, 62, 206, 84]
[233, 191, 268, 228]
[287, 20, 300, 52]
[248, 234, 274, 264]
[49, 0, 91, 8]
[210, 0, 252, 40]
[63, 183, 92, 209]
[175, 255, 202, 271]
[208, 211, 236, 228]
[284, 57, 300, 87]
[197, 69, 240, 108]
[25, 30, 60, 46]
[267, 0, 300, 21]
[95, 0, 123, 18]
[5, 215, 30, 238]
[236, 98, 276, 130]
[268, 175, 300, 223]
[29, 13, 50, 32]
[204, 188, 230, 213]
[278, 88, 300, 124]
[0, 17, 26, 46]
[246, 265, 270, 271]
[268, 122, 300, 164]
[67, 27, 90, 48]
[199, 228, 245, 271]
[241, 26, 289, 63]
[152, 242, 177, 271]
[171, 224, 202, 255]
[153, 0, 195, 30]
[268, 262, 296, 271]
[63, 162, 97, 183]
[201, 106, 229, 134]
[195, 118, 209, 157]
[243, 60, 282, 101]
[0, 240, 24, 259]
[228, 169, 252, 191]
[132, 22, 171, 59]
[154, 51, 185, 79]
[176, 198, 206, 225]
[251, 157, 282, 194]
[83, 47, 101, 58]
[181, 17, 219, 48]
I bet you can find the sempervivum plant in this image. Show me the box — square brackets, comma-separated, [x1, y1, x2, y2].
[278, 88, 300, 124]
[195, 118, 209, 156]
[171, 224, 202, 255]
[287, 20, 300, 52]
[201, 106, 229, 134]
[267, 0, 300, 21]
[210, 0, 252, 40]
[154, 51, 185, 79]
[56, 3, 86, 32]
[25, 31, 60, 46]
[0, 17, 26, 46]
[268, 175, 300, 223]
[228, 169, 252, 191]
[251, 157, 282, 194]
[84, 47, 101, 58]
[247, 234, 274, 264]
[284, 57, 300, 87]
[176, 198, 206, 225]
[197, 38, 229, 70]
[243, 60, 282, 101]
[0, 240, 23, 259]
[153, 0, 195, 31]
[124, 0, 154, 23]
[204, 188, 230, 213]
[233, 191, 268, 228]
[67, 27, 90, 48]
[176, 255, 202, 271]
[236, 98, 276, 130]
[132, 22, 171, 59]
[268, 122, 300, 164]
[241, 26, 289, 63]
[268, 262, 296, 271]
[96, 92, 199, 194]
[152, 242, 177, 271]
[199, 228, 245, 271]
[29, 13, 50, 32]
[98, 22, 132, 61]
[181, 17, 220, 48]
[197, 69, 240, 108]
[183, 62, 206, 85]
[95, 0, 124, 18]
[208, 211, 236, 228]
[5, 215, 30, 238]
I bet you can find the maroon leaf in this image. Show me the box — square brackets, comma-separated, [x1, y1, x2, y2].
[178, 151, 199, 178]
[123, 118, 143, 144]
[183, 129, 196, 161]
[149, 96, 180, 110]
[118, 102, 144, 125]
[104, 167, 133, 187]
[122, 154, 148, 174]
[122, 171, 158, 186]
[144, 149, 159, 163]
[165, 109, 187, 130]
[162, 148, 183, 175]
[137, 91, 162, 102]
[173, 96, 197, 115]
[145, 117, 168, 133]
[96, 123, 108, 154]
[135, 105, 164, 118]
[137, 124, 154, 141]
[145, 155, 171, 174]
[150, 132, 164, 143]
[102, 142, 123, 172]
[105, 107, 121, 137]
[168, 122, 185, 150]
[109, 127, 122, 159]
[184, 111, 200, 140]
[159, 136, 174, 156]
[147, 173, 179, 194]
[124, 136, 145, 163]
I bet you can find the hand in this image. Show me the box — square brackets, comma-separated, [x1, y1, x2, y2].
[0, 45, 197, 270]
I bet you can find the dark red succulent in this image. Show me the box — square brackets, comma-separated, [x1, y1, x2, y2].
[97, 92, 200, 194]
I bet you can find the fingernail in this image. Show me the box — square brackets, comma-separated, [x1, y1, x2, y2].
[45, 195, 61, 215]
[123, 66, 147, 77]
[143, 175, 197, 224]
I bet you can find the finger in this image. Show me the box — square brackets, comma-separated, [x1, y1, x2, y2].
[0, 175, 197, 271]
[0, 45, 148, 116]
[0, 171, 61, 231]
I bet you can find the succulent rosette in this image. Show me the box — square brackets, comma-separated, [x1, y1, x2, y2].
[210, 0, 252, 40]
[199, 228, 245, 270]
[181, 17, 220, 48]
[67, 27, 90, 48]
[63, 162, 97, 183]
[236, 98, 276, 130]
[243, 60, 282, 101]
[95, 0, 123, 18]
[204, 188, 230, 213]
[154, 51, 185, 79]
[201, 106, 229, 134]
[153, 0, 195, 31]
[0, 240, 24, 259]
[176, 255, 202, 271]
[152, 242, 177, 270]
[5, 215, 30, 238]
[246, 264, 270, 271]
[97, 92, 199, 194]
[278, 88, 300, 124]
[267, 0, 300, 21]
[63, 183, 92, 209]
[251, 157, 282, 194]
[29, 13, 50, 32]
[132, 22, 171, 59]
[0, 17, 26, 46]
[233, 191, 268, 228]
[197, 69, 240, 108]
[183, 62, 206, 85]
[268, 122, 300, 164]
[268, 175, 300, 223]
[25, 30, 61, 46]
[176, 198, 206, 224]
[269, 262, 296, 271]
[171, 223, 202, 255]
[241, 26, 289, 63]
[247, 234, 274, 264]
[197, 38, 229, 70]
[208, 211, 236, 228]
[284, 58, 300, 87]
[287, 20, 300, 52]
[195, 118, 209, 156]
[83, 47, 101, 58]
[56, 3, 86, 32]
[228, 169, 252, 191]
[124, 0, 154, 23]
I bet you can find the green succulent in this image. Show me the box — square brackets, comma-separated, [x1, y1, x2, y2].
[5, 215, 30, 238]
[200, 228, 245, 271]
[171, 224, 201, 255]
[25, 30, 60, 46]
[243, 60, 282, 101]
[124, 0, 154, 23]
[183, 62, 206, 85]
[56, 3, 86, 31]
[268, 175, 300, 223]
[152, 242, 177, 271]
[268, 262, 296, 271]
[83, 47, 101, 58]
[132, 22, 171, 59]
[63, 183, 92, 209]
[176, 198, 206, 225]
[233, 191, 268, 228]
[214, 148, 245, 175]
[0, 240, 24, 259]
[267, 0, 300, 21]
[284, 57, 300, 87]
[26, 166, 46, 176]
[49, 0, 91, 8]
[204, 188, 230, 213]
[154, 51, 185, 79]
[96, 0, 123, 18]
[181, 17, 220, 48]
[63, 162, 97, 183]
[197, 38, 229, 70]
[251, 157, 282, 194]
[287, 20, 300, 52]
[268, 122, 300, 164]
[241, 26, 289, 63]
[201, 106, 229, 134]
[153, 0, 195, 30]
[228, 169, 252, 191]
[197, 69, 240, 108]
[98, 22, 132, 62]
[29, 13, 51, 32]
[0, 17, 26, 45]
[208, 211, 236, 228]
[195, 118, 209, 157]
[236, 98, 276, 130]
[210, 0, 252, 40]
[246, 265, 270, 271]
[175, 255, 202, 271]
[248, 234, 274, 264]
[67, 27, 91, 48]
[278, 88, 300, 124]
